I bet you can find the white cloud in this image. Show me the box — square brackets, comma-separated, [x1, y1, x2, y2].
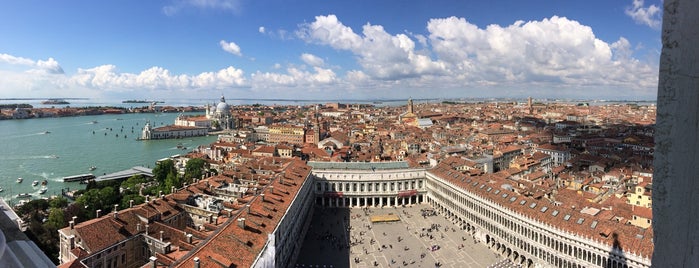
[163, 0, 241, 16]
[300, 53, 325, 67]
[219, 40, 242, 56]
[298, 15, 446, 80]
[0, 54, 64, 74]
[625, 0, 662, 29]
[258, 26, 266, 33]
[251, 66, 337, 89]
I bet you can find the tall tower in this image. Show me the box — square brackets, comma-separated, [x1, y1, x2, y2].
[407, 98, 414, 114]
[528, 96, 533, 115]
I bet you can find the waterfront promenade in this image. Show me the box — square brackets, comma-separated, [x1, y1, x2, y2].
[296, 204, 510, 268]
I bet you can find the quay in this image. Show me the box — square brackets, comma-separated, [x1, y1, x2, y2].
[62, 174, 95, 183]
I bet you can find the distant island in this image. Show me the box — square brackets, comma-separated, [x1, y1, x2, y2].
[41, 99, 70, 105]
[122, 100, 165, 104]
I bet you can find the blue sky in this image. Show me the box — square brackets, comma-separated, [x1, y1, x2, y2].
[0, 0, 662, 101]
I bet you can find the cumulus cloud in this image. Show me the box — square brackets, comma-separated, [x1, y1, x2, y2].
[300, 53, 325, 67]
[219, 40, 242, 56]
[297, 15, 446, 80]
[69, 64, 247, 91]
[163, 0, 242, 16]
[251, 66, 337, 89]
[0, 54, 64, 74]
[258, 26, 266, 33]
[296, 14, 657, 97]
[625, 0, 662, 29]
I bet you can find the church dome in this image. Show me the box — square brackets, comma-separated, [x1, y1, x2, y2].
[215, 95, 230, 114]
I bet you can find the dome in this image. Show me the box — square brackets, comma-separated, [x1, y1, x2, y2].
[215, 95, 230, 114]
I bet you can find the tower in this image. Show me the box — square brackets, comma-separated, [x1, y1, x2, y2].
[528, 96, 533, 115]
[407, 98, 414, 114]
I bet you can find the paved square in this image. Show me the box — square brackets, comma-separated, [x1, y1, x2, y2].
[295, 204, 509, 268]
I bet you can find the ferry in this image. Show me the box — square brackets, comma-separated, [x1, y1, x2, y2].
[16, 177, 23, 183]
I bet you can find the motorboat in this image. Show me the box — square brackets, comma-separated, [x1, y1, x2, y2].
[89, 166, 97, 171]
[43, 131, 51, 134]
[39, 187, 47, 194]
[16, 177, 23, 183]
[32, 180, 39, 187]
[16, 193, 31, 198]
[0, 187, 4, 192]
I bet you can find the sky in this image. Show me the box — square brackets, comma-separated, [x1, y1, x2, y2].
[0, 0, 663, 101]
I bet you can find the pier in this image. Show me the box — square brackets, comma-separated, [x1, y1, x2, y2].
[62, 174, 96, 183]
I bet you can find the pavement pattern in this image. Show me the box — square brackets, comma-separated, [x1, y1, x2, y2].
[295, 204, 513, 268]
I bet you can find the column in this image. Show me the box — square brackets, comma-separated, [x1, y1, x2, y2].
[654, 1, 699, 265]
[321, 197, 325, 206]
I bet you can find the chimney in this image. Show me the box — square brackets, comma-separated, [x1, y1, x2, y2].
[159, 190, 163, 197]
[72, 216, 77, 224]
[113, 204, 119, 219]
[186, 233, 193, 244]
[145, 224, 149, 235]
[150, 256, 157, 268]
[171, 186, 175, 193]
[130, 199, 134, 208]
[260, 194, 265, 202]
[146, 195, 150, 202]
[237, 218, 246, 229]
[193, 257, 200, 268]
[269, 186, 274, 194]
[69, 220, 75, 229]
[96, 209, 102, 218]
[159, 230, 164, 241]
[137, 223, 141, 232]
[246, 204, 251, 214]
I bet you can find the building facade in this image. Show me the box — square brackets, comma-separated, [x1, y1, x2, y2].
[268, 125, 306, 145]
[140, 122, 208, 140]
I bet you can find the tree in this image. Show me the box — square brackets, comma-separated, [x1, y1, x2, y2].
[46, 207, 65, 229]
[49, 197, 69, 209]
[153, 159, 176, 184]
[184, 158, 207, 182]
[121, 174, 147, 192]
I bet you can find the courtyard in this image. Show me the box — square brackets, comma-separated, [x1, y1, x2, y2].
[295, 204, 517, 268]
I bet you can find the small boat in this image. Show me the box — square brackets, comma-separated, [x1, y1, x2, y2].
[16, 177, 23, 183]
[39, 188, 47, 194]
[43, 131, 51, 134]
[0, 187, 4, 192]
[16, 193, 31, 198]
[49, 155, 59, 159]
[32, 180, 39, 187]
[41, 180, 48, 186]
[89, 166, 97, 171]
[90, 121, 98, 124]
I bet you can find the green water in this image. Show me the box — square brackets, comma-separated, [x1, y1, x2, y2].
[0, 112, 216, 203]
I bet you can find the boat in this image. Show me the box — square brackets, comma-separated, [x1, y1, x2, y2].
[16, 193, 31, 198]
[43, 131, 51, 134]
[49, 155, 59, 158]
[41, 98, 70, 105]
[41, 180, 48, 186]
[0, 187, 4, 192]
[32, 180, 38, 187]
[39, 187, 47, 194]
[89, 166, 97, 171]
[16, 177, 23, 183]
[90, 120, 98, 124]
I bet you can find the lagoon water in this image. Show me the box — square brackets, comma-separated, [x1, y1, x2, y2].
[0, 112, 216, 204]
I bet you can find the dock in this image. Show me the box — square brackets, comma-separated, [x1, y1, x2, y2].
[62, 173, 95, 182]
